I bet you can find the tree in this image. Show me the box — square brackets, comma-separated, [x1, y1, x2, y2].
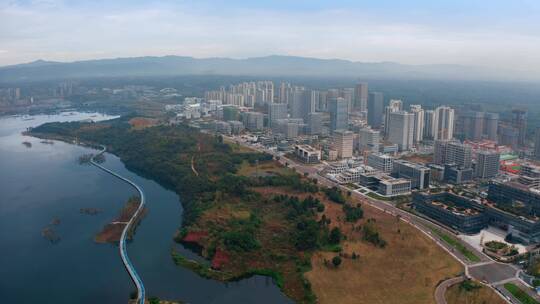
[332, 256, 342, 267]
[329, 227, 342, 244]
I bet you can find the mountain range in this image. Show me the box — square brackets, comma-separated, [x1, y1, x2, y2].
[0, 55, 534, 83]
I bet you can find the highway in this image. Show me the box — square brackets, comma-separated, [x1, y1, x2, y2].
[91, 146, 146, 304]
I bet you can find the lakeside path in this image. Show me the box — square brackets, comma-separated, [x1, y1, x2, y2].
[91, 146, 146, 304]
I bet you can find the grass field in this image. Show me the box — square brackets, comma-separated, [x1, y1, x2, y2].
[430, 227, 481, 262]
[504, 283, 540, 304]
[446, 280, 505, 304]
[305, 199, 463, 304]
[236, 160, 291, 177]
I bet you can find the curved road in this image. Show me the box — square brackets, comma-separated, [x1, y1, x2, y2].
[91, 146, 146, 304]
[435, 276, 465, 304]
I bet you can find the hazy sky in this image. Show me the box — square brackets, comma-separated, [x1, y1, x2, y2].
[1, 0, 540, 72]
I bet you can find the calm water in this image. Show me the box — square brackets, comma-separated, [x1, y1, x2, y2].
[0, 113, 292, 304]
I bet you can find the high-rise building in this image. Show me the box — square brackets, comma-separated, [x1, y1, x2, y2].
[333, 130, 354, 159]
[433, 106, 455, 140]
[410, 105, 424, 144]
[498, 124, 519, 149]
[387, 111, 414, 151]
[306, 112, 323, 135]
[358, 127, 380, 153]
[367, 92, 384, 129]
[289, 88, 307, 119]
[268, 103, 288, 127]
[475, 150, 500, 179]
[535, 128, 540, 160]
[384, 99, 403, 137]
[461, 111, 485, 141]
[355, 82, 368, 111]
[340, 88, 355, 113]
[484, 112, 499, 142]
[242, 112, 264, 131]
[424, 110, 435, 140]
[328, 97, 349, 132]
[222, 106, 239, 121]
[512, 109, 527, 146]
[434, 140, 472, 168]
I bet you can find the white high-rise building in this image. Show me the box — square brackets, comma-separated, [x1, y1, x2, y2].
[410, 105, 424, 144]
[433, 106, 455, 140]
[333, 130, 354, 159]
[387, 111, 414, 151]
[355, 82, 368, 111]
[358, 127, 380, 153]
[384, 99, 403, 137]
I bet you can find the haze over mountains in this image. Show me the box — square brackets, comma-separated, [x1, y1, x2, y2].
[0, 55, 535, 83]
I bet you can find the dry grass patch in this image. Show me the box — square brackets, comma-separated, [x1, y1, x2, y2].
[128, 117, 159, 130]
[305, 200, 463, 304]
[446, 281, 505, 304]
[237, 160, 291, 177]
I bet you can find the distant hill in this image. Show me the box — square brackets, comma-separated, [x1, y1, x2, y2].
[0, 55, 533, 82]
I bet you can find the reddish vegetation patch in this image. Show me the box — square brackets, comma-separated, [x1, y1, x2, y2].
[128, 117, 158, 130]
[95, 197, 144, 244]
[211, 249, 230, 270]
[95, 223, 126, 243]
[183, 231, 209, 243]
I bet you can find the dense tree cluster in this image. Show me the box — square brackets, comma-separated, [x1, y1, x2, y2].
[323, 186, 346, 204]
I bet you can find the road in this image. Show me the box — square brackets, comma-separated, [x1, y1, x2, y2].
[226, 136, 519, 304]
[435, 276, 465, 304]
[91, 146, 146, 304]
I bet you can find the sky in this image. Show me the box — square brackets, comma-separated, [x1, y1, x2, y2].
[1, 0, 540, 73]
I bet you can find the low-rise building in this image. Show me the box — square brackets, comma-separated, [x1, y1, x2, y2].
[294, 145, 321, 164]
[413, 192, 487, 234]
[378, 175, 411, 196]
[392, 159, 430, 189]
[367, 153, 394, 173]
[337, 166, 376, 184]
[444, 164, 473, 184]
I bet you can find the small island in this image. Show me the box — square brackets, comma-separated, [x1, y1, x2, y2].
[95, 196, 146, 244]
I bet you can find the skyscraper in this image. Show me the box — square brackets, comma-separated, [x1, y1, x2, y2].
[410, 105, 424, 144]
[358, 127, 380, 153]
[484, 112, 499, 142]
[433, 106, 455, 140]
[340, 88, 355, 113]
[289, 88, 306, 119]
[512, 109, 527, 146]
[367, 92, 384, 129]
[475, 150, 500, 179]
[434, 140, 472, 168]
[424, 110, 435, 140]
[387, 111, 414, 151]
[384, 99, 403, 137]
[333, 130, 354, 159]
[306, 112, 323, 135]
[355, 82, 368, 111]
[461, 111, 485, 141]
[268, 103, 288, 127]
[328, 97, 349, 132]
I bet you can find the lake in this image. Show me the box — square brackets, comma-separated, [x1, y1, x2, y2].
[0, 112, 292, 304]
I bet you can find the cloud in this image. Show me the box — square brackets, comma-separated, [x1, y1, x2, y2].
[0, 1, 539, 75]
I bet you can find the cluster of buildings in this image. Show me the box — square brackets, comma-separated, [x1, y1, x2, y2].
[165, 80, 540, 244]
[410, 159, 540, 245]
